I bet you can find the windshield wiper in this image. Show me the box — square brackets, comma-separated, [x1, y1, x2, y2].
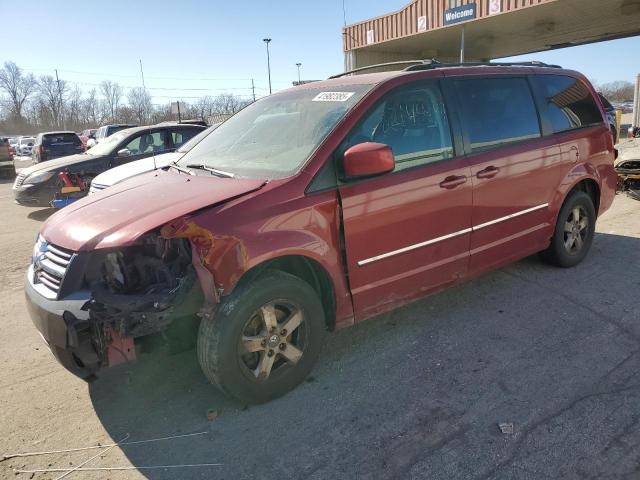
[169, 163, 193, 175]
[184, 164, 235, 178]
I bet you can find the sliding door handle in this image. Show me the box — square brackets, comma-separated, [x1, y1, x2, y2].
[477, 166, 500, 179]
[439, 175, 467, 189]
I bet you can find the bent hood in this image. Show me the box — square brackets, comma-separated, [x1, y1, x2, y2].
[41, 168, 265, 251]
[91, 152, 182, 188]
[19, 153, 104, 176]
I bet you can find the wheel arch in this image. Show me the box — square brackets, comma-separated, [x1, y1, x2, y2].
[227, 254, 338, 331]
[553, 164, 602, 219]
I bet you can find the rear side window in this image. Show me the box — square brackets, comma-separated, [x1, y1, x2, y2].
[106, 125, 133, 137]
[454, 77, 540, 153]
[124, 131, 168, 154]
[534, 75, 603, 134]
[339, 81, 454, 173]
[171, 129, 200, 149]
[43, 134, 81, 146]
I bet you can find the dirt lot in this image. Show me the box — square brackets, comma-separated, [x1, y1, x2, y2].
[1, 178, 639, 479]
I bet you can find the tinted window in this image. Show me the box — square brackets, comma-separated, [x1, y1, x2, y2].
[171, 128, 200, 149]
[339, 82, 454, 173]
[124, 131, 168, 155]
[106, 125, 134, 137]
[43, 133, 81, 146]
[535, 75, 603, 133]
[455, 77, 540, 153]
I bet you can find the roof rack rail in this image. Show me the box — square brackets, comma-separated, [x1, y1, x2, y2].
[329, 59, 439, 79]
[404, 61, 562, 72]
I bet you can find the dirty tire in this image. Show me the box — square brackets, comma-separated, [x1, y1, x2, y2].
[541, 190, 596, 268]
[197, 270, 326, 404]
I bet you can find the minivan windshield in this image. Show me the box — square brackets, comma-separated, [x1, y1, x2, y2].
[177, 86, 371, 179]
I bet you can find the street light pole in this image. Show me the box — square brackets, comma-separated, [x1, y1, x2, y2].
[296, 63, 302, 84]
[263, 38, 272, 95]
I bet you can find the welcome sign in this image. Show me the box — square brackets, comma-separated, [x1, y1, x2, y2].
[443, 3, 477, 25]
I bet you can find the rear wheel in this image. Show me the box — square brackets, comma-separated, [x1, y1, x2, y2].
[541, 190, 596, 268]
[197, 270, 326, 404]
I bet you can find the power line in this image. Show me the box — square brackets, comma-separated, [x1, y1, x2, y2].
[21, 67, 257, 82]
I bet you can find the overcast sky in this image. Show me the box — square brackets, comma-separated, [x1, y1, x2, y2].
[1, 0, 638, 103]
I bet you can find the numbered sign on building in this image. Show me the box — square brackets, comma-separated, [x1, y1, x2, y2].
[489, 0, 501, 15]
[418, 15, 427, 33]
[366, 29, 375, 45]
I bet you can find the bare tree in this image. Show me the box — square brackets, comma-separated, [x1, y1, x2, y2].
[212, 93, 246, 114]
[0, 59, 253, 132]
[100, 80, 123, 122]
[599, 81, 635, 103]
[37, 75, 68, 129]
[0, 61, 36, 120]
[190, 96, 215, 120]
[127, 87, 153, 124]
[66, 85, 83, 130]
[82, 88, 101, 126]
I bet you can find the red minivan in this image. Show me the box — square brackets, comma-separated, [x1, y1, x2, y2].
[25, 63, 617, 403]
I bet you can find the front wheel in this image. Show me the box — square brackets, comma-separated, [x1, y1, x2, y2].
[197, 270, 326, 404]
[541, 190, 596, 268]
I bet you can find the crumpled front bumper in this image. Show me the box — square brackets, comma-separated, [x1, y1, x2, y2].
[24, 267, 99, 378]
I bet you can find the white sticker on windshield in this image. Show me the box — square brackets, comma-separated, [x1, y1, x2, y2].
[312, 92, 355, 102]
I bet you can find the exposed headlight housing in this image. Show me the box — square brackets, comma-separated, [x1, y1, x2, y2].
[32, 234, 46, 263]
[24, 171, 54, 185]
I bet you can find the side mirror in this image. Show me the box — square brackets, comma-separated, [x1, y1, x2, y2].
[117, 148, 131, 158]
[343, 142, 395, 179]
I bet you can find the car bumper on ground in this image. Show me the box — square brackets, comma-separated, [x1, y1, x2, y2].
[24, 267, 98, 378]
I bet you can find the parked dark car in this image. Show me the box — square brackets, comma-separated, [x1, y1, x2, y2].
[32, 132, 83, 163]
[13, 124, 205, 207]
[24, 63, 617, 404]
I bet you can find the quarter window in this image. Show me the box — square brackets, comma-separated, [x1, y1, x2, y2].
[455, 77, 540, 153]
[124, 131, 168, 155]
[171, 129, 199, 149]
[339, 82, 454, 174]
[534, 75, 603, 134]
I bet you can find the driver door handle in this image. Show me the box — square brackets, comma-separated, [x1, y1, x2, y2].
[439, 175, 467, 189]
[476, 166, 500, 179]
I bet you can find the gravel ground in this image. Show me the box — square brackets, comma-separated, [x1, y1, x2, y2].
[0, 177, 639, 480]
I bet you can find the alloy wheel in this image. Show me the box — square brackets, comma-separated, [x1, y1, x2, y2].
[563, 206, 589, 254]
[238, 301, 307, 382]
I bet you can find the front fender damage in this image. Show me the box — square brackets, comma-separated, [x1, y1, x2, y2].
[160, 216, 249, 301]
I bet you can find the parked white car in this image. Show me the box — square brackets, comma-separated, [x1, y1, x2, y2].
[89, 124, 217, 194]
[18, 137, 35, 156]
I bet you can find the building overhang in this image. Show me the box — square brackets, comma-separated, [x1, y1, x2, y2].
[344, 0, 640, 67]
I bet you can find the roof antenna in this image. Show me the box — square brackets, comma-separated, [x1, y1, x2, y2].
[149, 127, 157, 171]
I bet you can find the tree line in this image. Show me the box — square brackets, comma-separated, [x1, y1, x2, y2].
[0, 61, 251, 134]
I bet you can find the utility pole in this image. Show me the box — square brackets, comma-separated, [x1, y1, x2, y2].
[55, 69, 64, 129]
[263, 38, 272, 95]
[251, 79, 256, 102]
[633, 73, 640, 137]
[296, 63, 302, 84]
[139, 59, 146, 89]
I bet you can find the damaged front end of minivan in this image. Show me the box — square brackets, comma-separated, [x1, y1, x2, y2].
[27, 230, 207, 377]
